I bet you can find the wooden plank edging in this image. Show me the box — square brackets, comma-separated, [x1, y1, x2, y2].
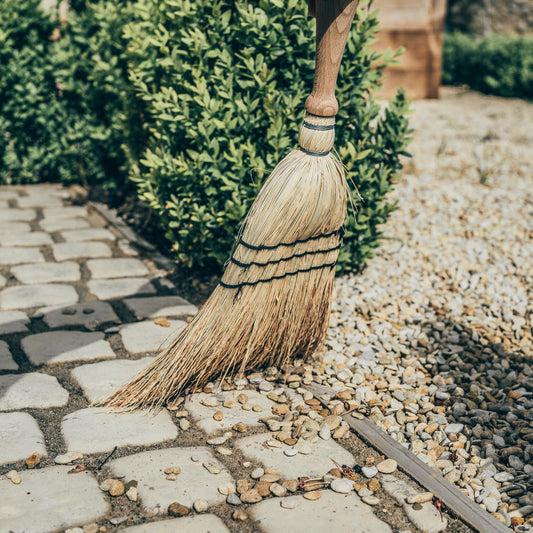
[307, 384, 510, 533]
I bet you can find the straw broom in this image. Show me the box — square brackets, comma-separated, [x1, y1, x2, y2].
[99, 0, 359, 410]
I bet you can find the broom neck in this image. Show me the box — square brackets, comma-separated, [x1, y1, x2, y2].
[305, 0, 359, 118]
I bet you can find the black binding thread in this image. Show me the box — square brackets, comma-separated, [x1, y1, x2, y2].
[229, 242, 342, 269]
[303, 122, 335, 131]
[298, 146, 330, 156]
[220, 261, 338, 290]
[220, 226, 344, 291]
[238, 227, 344, 251]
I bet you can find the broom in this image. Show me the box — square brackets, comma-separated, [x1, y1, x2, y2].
[100, 0, 359, 410]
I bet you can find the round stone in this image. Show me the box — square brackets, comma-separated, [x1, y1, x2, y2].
[330, 478, 354, 494]
[280, 497, 299, 509]
[227, 492, 242, 505]
[284, 448, 298, 457]
[251, 467, 264, 479]
[6, 470, 21, 484]
[193, 499, 208, 512]
[362, 466, 378, 478]
[109, 480, 125, 496]
[168, 502, 189, 517]
[304, 491, 322, 501]
[362, 495, 380, 505]
[377, 459, 397, 474]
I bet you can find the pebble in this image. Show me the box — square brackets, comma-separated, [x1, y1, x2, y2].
[216, 446, 233, 456]
[201, 397, 219, 407]
[319, 424, 331, 440]
[304, 491, 322, 501]
[213, 411, 223, 421]
[227, 492, 242, 505]
[203, 461, 221, 475]
[207, 436, 228, 445]
[270, 483, 287, 497]
[168, 502, 189, 517]
[179, 419, 190, 430]
[362, 495, 380, 505]
[126, 487, 137, 501]
[109, 480, 125, 496]
[362, 466, 378, 478]
[284, 448, 298, 457]
[368, 478, 380, 492]
[377, 459, 397, 474]
[6, 470, 21, 484]
[240, 489, 262, 503]
[280, 497, 299, 509]
[164, 466, 181, 475]
[251, 467, 265, 479]
[25, 453, 40, 469]
[232, 422, 247, 433]
[406, 492, 434, 504]
[218, 483, 235, 496]
[193, 499, 208, 512]
[444, 424, 464, 434]
[330, 478, 354, 494]
[232, 509, 249, 521]
[55, 452, 83, 464]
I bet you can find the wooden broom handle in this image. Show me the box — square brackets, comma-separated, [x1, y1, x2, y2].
[305, 0, 359, 117]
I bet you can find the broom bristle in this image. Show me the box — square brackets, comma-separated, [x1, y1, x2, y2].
[97, 114, 347, 410]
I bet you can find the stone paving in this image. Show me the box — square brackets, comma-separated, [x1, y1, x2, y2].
[0, 185, 465, 533]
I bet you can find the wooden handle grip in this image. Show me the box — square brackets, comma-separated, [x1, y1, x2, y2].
[305, 0, 359, 117]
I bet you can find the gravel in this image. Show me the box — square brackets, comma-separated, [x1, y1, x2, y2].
[317, 88, 533, 528]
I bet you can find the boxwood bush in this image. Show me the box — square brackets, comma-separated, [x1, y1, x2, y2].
[124, 0, 411, 273]
[0, 0, 134, 188]
[1, 0, 411, 274]
[443, 32, 533, 99]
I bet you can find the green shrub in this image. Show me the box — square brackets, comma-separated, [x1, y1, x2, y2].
[0, 0, 134, 188]
[124, 0, 411, 273]
[443, 32, 533, 99]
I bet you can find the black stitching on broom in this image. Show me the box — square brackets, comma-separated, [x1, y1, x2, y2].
[220, 226, 344, 291]
[298, 146, 330, 156]
[303, 122, 335, 131]
[238, 227, 344, 251]
[229, 242, 342, 269]
[220, 260, 338, 290]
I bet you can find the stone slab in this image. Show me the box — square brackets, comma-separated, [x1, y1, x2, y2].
[0, 373, 69, 410]
[0, 190, 19, 200]
[18, 195, 64, 208]
[88, 278, 156, 299]
[0, 340, 17, 370]
[0, 200, 7, 208]
[71, 357, 155, 403]
[40, 217, 90, 232]
[61, 228, 116, 242]
[120, 515, 231, 533]
[234, 432, 355, 479]
[0, 247, 44, 265]
[0, 311, 29, 334]
[109, 447, 234, 513]
[120, 320, 185, 354]
[52, 241, 112, 261]
[87, 258, 149, 279]
[42, 206, 87, 219]
[22, 331, 115, 365]
[62, 408, 178, 454]
[250, 491, 393, 533]
[0, 231, 53, 247]
[41, 301, 119, 330]
[125, 296, 198, 319]
[0, 466, 110, 532]
[185, 390, 274, 434]
[11, 261, 80, 284]
[0, 412, 47, 465]
[0, 221, 31, 234]
[0, 209, 36, 222]
[381, 475, 448, 533]
[0, 284, 79, 309]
